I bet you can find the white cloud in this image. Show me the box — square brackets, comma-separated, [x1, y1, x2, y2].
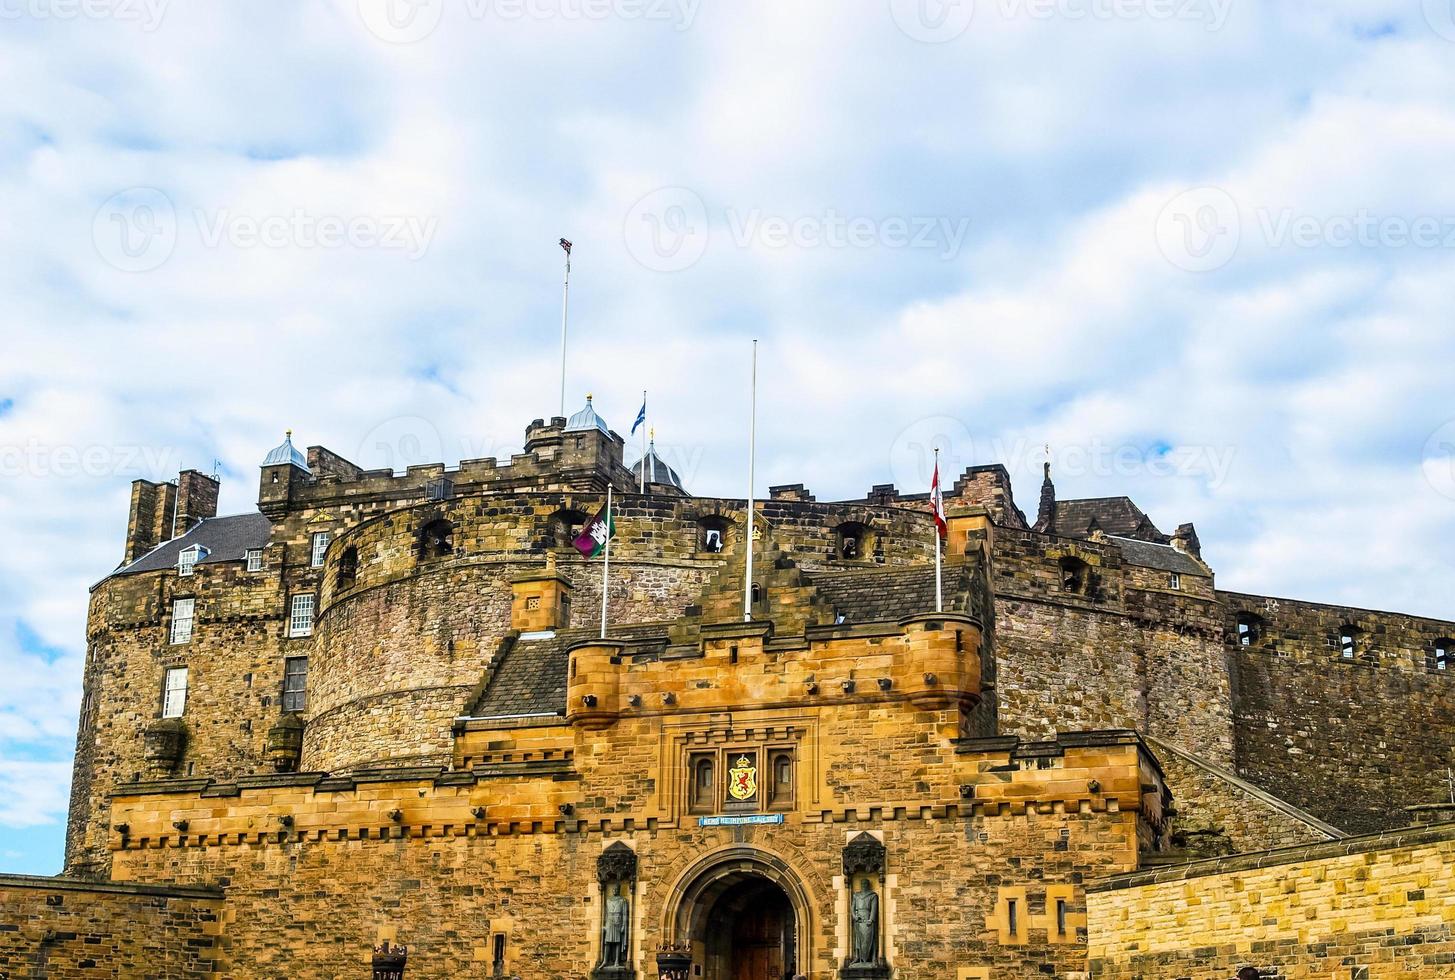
[2, 0, 1455, 861]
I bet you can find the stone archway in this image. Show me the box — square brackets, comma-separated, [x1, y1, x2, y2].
[663, 847, 815, 980]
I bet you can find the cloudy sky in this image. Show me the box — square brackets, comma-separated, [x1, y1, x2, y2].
[3, 0, 1455, 873]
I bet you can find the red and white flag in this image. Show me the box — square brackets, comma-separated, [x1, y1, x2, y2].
[930, 459, 947, 539]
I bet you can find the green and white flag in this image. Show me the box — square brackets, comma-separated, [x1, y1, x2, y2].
[573, 498, 615, 558]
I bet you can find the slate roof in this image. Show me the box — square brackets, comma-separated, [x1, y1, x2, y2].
[113, 513, 272, 577]
[1106, 535, 1205, 576]
[565, 396, 612, 435]
[470, 623, 667, 718]
[1051, 497, 1166, 542]
[630, 441, 684, 489]
[808, 564, 973, 624]
[470, 564, 983, 718]
[262, 432, 309, 469]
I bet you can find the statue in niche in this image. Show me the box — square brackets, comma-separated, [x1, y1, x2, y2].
[594, 842, 637, 979]
[849, 878, 879, 965]
[602, 882, 630, 968]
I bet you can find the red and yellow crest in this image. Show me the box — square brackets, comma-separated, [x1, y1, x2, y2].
[727, 755, 757, 801]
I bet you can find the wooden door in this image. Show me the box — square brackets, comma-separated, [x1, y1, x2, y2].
[730, 896, 789, 980]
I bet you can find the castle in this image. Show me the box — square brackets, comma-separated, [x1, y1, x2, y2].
[3, 399, 1454, 978]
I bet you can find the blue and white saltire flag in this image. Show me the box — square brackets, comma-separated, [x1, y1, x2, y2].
[631, 396, 647, 435]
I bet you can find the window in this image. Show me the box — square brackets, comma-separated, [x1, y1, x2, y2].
[1168, 572, 1181, 591]
[1056, 898, 1068, 937]
[699, 516, 731, 554]
[1339, 626, 1358, 660]
[1237, 614, 1262, 647]
[1059, 557, 1089, 595]
[548, 509, 587, 549]
[419, 519, 454, 559]
[1007, 898, 1019, 937]
[336, 546, 358, 590]
[426, 477, 454, 502]
[282, 657, 308, 712]
[245, 549, 264, 572]
[170, 598, 194, 644]
[289, 594, 316, 638]
[1434, 640, 1451, 672]
[689, 754, 715, 813]
[162, 667, 188, 718]
[177, 545, 206, 576]
[769, 750, 795, 808]
[834, 522, 870, 561]
[310, 532, 330, 568]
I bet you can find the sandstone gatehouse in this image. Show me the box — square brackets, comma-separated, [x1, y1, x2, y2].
[3, 399, 1454, 978]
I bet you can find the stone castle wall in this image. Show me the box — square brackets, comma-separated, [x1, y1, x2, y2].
[0, 875, 222, 978]
[102, 731, 1156, 979]
[1221, 591, 1455, 835]
[1087, 822, 1455, 978]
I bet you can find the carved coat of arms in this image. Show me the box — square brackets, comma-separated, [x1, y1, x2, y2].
[727, 754, 757, 801]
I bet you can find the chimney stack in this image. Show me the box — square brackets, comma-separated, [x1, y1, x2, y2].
[175, 469, 220, 535]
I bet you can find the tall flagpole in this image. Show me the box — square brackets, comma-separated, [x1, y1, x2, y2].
[640, 390, 647, 494]
[934, 447, 943, 614]
[558, 238, 572, 418]
[600, 485, 612, 637]
[744, 340, 757, 622]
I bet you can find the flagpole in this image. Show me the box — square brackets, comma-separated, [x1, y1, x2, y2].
[640, 390, 647, 494]
[558, 239, 572, 419]
[934, 447, 943, 614]
[744, 340, 757, 622]
[600, 485, 612, 637]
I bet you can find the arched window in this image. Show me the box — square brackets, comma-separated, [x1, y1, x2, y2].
[1432, 639, 1451, 672]
[689, 754, 715, 813]
[1059, 557, 1090, 595]
[418, 519, 454, 559]
[336, 546, 359, 590]
[1339, 626, 1359, 660]
[833, 522, 870, 561]
[1236, 613, 1262, 647]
